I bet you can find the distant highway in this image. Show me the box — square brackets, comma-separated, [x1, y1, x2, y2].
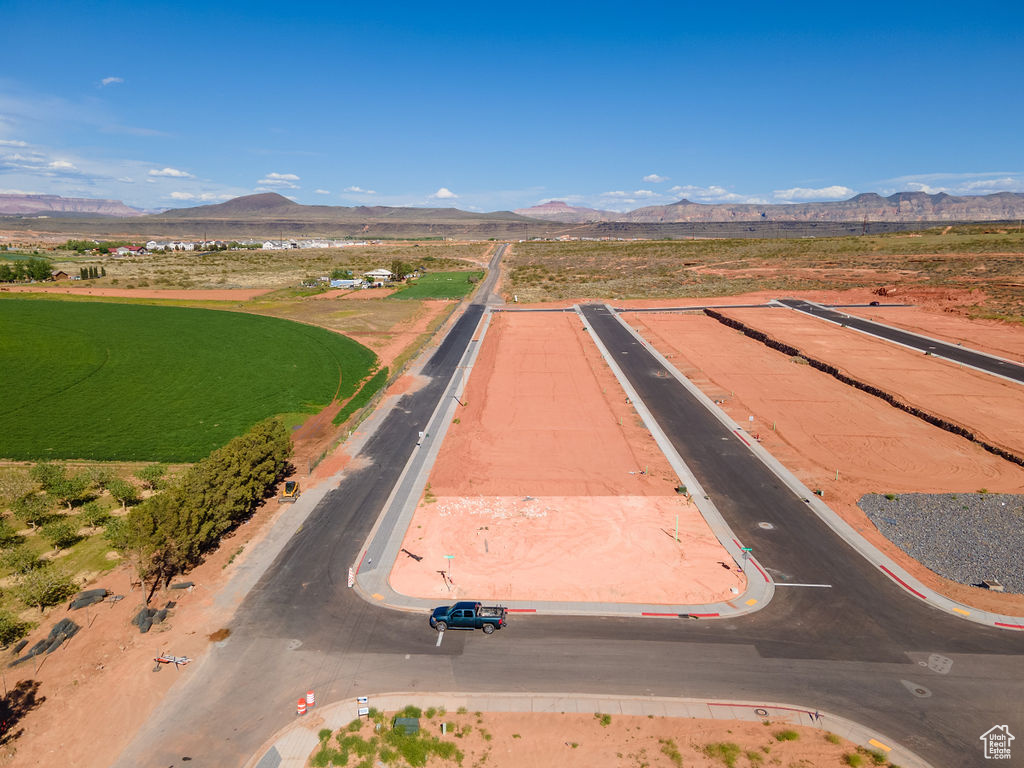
[778, 298, 1024, 384]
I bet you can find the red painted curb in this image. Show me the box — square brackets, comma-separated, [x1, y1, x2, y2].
[879, 565, 926, 600]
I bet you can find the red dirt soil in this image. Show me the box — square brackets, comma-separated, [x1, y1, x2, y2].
[1, 286, 270, 301]
[390, 312, 745, 605]
[629, 313, 1024, 614]
[719, 307, 1024, 460]
[308, 710, 864, 768]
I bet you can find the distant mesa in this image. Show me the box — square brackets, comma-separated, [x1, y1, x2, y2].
[514, 200, 616, 223]
[0, 193, 148, 217]
[157, 192, 302, 218]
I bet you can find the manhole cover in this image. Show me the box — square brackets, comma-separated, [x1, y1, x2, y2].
[900, 679, 931, 698]
[758, 522, 775, 530]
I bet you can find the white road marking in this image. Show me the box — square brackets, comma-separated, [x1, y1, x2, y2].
[435, 630, 445, 647]
[774, 583, 833, 588]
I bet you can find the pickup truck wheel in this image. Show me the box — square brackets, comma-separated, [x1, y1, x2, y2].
[434, 621, 447, 632]
[482, 623, 495, 634]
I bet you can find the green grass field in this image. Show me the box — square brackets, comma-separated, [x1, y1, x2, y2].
[389, 270, 484, 299]
[0, 299, 377, 461]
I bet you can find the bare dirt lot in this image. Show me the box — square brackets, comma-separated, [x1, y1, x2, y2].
[718, 307, 1024, 460]
[308, 709, 868, 768]
[390, 311, 745, 605]
[628, 311, 1024, 614]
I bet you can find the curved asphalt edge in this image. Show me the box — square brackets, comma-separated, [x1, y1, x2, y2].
[245, 691, 933, 768]
[613, 307, 1024, 631]
[352, 303, 772, 618]
[781, 298, 1024, 387]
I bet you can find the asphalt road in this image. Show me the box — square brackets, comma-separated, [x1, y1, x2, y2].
[116, 286, 1021, 768]
[778, 298, 1024, 384]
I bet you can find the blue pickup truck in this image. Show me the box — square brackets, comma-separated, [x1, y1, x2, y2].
[429, 601, 507, 634]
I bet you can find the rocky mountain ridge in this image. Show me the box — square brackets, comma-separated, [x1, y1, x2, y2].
[0, 193, 148, 217]
[516, 191, 1024, 223]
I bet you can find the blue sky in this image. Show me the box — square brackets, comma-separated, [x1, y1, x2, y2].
[3, 0, 1023, 212]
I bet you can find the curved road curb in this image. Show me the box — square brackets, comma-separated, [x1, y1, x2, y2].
[246, 691, 933, 768]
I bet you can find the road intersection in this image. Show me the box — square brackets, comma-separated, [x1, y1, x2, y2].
[116, 248, 1022, 768]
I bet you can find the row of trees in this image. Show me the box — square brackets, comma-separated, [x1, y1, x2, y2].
[0, 257, 52, 283]
[109, 418, 292, 600]
[79, 266, 107, 279]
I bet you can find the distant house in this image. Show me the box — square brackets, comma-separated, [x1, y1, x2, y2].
[111, 246, 131, 257]
[364, 268, 393, 281]
[330, 279, 361, 289]
[50, 270, 69, 280]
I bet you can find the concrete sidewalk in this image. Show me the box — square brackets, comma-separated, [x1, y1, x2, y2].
[245, 691, 933, 768]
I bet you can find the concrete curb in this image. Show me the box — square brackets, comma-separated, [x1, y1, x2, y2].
[614, 310, 1024, 631]
[787, 298, 1024, 387]
[576, 304, 774, 617]
[246, 691, 933, 768]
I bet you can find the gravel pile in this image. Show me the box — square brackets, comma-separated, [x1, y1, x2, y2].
[859, 492, 1024, 594]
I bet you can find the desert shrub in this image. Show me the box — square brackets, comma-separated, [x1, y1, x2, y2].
[775, 729, 799, 741]
[703, 742, 742, 768]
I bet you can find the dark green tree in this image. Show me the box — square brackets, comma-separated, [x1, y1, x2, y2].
[15, 564, 77, 611]
[40, 518, 81, 551]
[30, 462, 66, 490]
[11, 494, 54, 529]
[135, 464, 167, 491]
[47, 472, 94, 510]
[26, 257, 51, 281]
[106, 478, 140, 510]
[2, 545, 41, 574]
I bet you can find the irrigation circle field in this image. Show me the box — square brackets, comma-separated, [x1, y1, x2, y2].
[0, 298, 377, 461]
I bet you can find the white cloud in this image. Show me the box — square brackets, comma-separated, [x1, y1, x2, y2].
[100, 77, 124, 87]
[772, 185, 855, 201]
[430, 187, 458, 199]
[601, 189, 658, 199]
[877, 171, 1024, 196]
[116, 177, 135, 183]
[257, 172, 300, 188]
[168, 191, 233, 202]
[344, 185, 376, 194]
[903, 182, 947, 195]
[668, 185, 767, 204]
[48, 159, 75, 170]
[149, 167, 194, 178]
[643, 174, 669, 183]
[314, 189, 330, 195]
[0, 139, 28, 147]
